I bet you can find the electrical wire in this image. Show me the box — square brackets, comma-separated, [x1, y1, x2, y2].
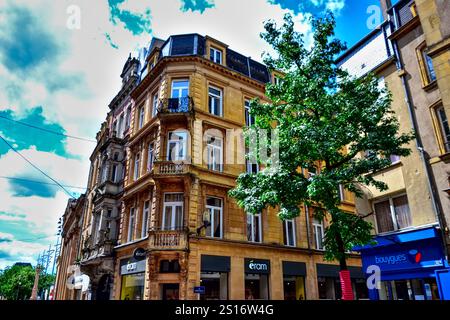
[0, 114, 96, 143]
[0, 135, 76, 198]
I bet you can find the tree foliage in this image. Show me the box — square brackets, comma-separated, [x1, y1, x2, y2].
[0, 264, 55, 300]
[229, 13, 414, 263]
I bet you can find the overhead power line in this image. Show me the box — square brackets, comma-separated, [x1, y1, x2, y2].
[0, 114, 97, 143]
[0, 176, 86, 190]
[0, 135, 76, 198]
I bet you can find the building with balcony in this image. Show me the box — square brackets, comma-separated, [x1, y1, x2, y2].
[337, 0, 450, 300]
[112, 33, 367, 301]
[54, 195, 86, 300]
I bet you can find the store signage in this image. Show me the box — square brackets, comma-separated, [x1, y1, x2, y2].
[194, 286, 205, 294]
[374, 249, 422, 265]
[126, 262, 137, 272]
[120, 258, 146, 275]
[133, 247, 147, 261]
[245, 258, 270, 274]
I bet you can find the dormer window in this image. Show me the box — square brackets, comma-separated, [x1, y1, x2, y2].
[210, 47, 222, 64]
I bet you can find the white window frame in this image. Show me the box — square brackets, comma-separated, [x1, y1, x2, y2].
[206, 135, 223, 172]
[134, 153, 140, 180]
[127, 207, 135, 242]
[210, 47, 222, 64]
[152, 92, 159, 117]
[171, 79, 189, 98]
[118, 114, 125, 138]
[436, 105, 450, 152]
[244, 100, 255, 126]
[162, 193, 184, 230]
[147, 142, 155, 172]
[247, 212, 262, 243]
[138, 106, 145, 129]
[208, 86, 223, 116]
[206, 197, 223, 238]
[283, 219, 296, 247]
[373, 194, 411, 233]
[141, 200, 150, 238]
[313, 219, 325, 250]
[167, 131, 188, 161]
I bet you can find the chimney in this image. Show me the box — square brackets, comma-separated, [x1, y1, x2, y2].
[379, 0, 392, 20]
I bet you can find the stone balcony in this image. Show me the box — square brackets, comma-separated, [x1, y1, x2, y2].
[152, 160, 191, 177]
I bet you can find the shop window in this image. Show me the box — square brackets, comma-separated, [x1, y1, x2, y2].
[318, 277, 341, 300]
[120, 273, 144, 300]
[206, 135, 223, 172]
[210, 47, 222, 64]
[200, 272, 228, 300]
[435, 105, 450, 153]
[162, 283, 179, 300]
[374, 194, 412, 233]
[167, 131, 187, 161]
[162, 193, 184, 230]
[353, 278, 369, 300]
[205, 197, 223, 238]
[283, 219, 296, 247]
[245, 274, 269, 300]
[159, 260, 180, 273]
[247, 212, 262, 243]
[379, 279, 440, 300]
[417, 43, 437, 86]
[283, 276, 306, 300]
[313, 218, 325, 250]
[208, 86, 223, 116]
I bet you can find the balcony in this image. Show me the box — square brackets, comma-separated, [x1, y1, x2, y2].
[149, 228, 188, 251]
[157, 97, 194, 115]
[153, 160, 191, 176]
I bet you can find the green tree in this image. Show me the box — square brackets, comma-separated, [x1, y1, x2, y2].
[229, 13, 414, 299]
[0, 264, 56, 300]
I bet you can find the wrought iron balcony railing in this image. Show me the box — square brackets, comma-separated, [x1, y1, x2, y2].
[157, 97, 194, 114]
[149, 228, 188, 250]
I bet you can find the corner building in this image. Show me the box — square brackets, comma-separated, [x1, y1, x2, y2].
[112, 34, 367, 300]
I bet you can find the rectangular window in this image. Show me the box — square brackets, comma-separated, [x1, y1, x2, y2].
[167, 131, 187, 161]
[424, 52, 436, 82]
[162, 193, 183, 230]
[247, 212, 262, 243]
[120, 273, 144, 300]
[147, 142, 155, 172]
[374, 194, 412, 233]
[209, 47, 222, 64]
[436, 106, 450, 153]
[152, 92, 159, 117]
[208, 86, 223, 116]
[205, 197, 223, 238]
[111, 164, 118, 182]
[125, 107, 131, 129]
[141, 201, 150, 238]
[313, 218, 325, 250]
[244, 100, 255, 126]
[171, 79, 189, 112]
[283, 219, 296, 247]
[138, 106, 145, 129]
[128, 208, 136, 242]
[274, 76, 283, 86]
[417, 43, 437, 85]
[134, 153, 140, 180]
[118, 114, 125, 138]
[283, 276, 306, 300]
[206, 135, 223, 172]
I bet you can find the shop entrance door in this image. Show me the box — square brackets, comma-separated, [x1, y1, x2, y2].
[162, 283, 180, 300]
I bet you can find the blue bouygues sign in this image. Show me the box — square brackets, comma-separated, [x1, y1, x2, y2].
[361, 235, 445, 275]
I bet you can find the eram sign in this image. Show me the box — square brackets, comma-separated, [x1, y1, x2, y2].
[245, 258, 270, 274]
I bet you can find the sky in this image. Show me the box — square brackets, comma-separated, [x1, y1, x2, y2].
[0, 0, 385, 270]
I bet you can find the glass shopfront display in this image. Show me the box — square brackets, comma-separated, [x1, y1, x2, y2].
[316, 264, 367, 300]
[378, 278, 440, 300]
[244, 258, 270, 300]
[282, 261, 307, 300]
[200, 255, 230, 300]
[119, 256, 146, 300]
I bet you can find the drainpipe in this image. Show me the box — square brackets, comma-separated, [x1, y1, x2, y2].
[305, 205, 312, 251]
[390, 22, 448, 260]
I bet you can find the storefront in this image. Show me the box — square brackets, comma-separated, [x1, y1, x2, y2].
[244, 258, 270, 300]
[200, 255, 230, 300]
[316, 264, 368, 300]
[357, 225, 450, 300]
[119, 257, 146, 300]
[282, 261, 306, 300]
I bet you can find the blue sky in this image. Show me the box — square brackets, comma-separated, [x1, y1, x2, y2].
[0, 0, 385, 269]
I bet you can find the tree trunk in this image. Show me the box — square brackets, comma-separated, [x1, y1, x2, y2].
[336, 232, 354, 300]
